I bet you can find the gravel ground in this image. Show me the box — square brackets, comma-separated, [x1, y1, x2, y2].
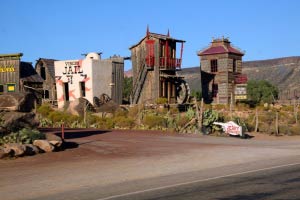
[1, 129, 300, 200]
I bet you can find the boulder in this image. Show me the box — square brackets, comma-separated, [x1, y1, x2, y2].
[24, 144, 40, 155]
[0, 111, 39, 134]
[46, 133, 63, 148]
[4, 143, 26, 157]
[0, 92, 36, 112]
[33, 140, 55, 152]
[0, 146, 12, 159]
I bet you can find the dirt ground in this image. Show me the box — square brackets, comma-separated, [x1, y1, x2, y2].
[1, 129, 300, 200]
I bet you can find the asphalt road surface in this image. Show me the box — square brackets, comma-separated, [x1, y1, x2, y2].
[98, 162, 300, 200]
[1, 129, 300, 200]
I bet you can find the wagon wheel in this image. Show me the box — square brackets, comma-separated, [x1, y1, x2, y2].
[99, 94, 112, 105]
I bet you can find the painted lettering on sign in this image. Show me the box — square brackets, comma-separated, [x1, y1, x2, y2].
[63, 61, 83, 75]
[0, 64, 15, 73]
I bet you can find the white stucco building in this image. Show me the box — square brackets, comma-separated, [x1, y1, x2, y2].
[54, 53, 124, 109]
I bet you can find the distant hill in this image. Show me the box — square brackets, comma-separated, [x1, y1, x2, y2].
[125, 56, 300, 93]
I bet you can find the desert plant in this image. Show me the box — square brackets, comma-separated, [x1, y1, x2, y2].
[113, 116, 135, 129]
[142, 114, 167, 129]
[156, 97, 168, 105]
[202, 109, 223, 133]
[37, 103, 54, 117]
[0, 128, 45, 146]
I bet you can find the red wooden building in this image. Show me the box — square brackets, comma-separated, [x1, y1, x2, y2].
[130, 27, 189, 104]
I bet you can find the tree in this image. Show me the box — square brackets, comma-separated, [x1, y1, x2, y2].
[123, 76, 133, 102]
[246, 80, 278, 104]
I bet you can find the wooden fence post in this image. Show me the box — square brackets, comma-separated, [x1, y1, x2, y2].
[275, 111, 279, 135]
[255, 108, 259, 133]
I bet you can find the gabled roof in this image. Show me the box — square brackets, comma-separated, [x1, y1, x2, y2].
[198, 38, 244, 56]
[129, 32, 185, 50]
[35, 58, 57, 78]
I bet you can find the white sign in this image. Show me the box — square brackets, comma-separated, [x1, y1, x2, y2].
[213, 121, 243, 136]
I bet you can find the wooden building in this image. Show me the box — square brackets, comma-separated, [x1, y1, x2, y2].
[0, 53, 43, 96]
[130, 27, 189, 105]
[35, 58, 57, 104]
[198, 38, 246, 104]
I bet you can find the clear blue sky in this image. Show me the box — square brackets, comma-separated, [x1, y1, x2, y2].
[1, 0, 300, 70]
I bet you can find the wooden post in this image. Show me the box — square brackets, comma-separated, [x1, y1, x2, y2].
[255, 108, 259, 133]
[61, 122, 65, 140]
[199, 98, 204, 131]
[275, 111, 279, 136]
[294, 99, 298, 124]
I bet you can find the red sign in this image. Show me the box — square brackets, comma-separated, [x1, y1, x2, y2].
[235, 74, 248, 84]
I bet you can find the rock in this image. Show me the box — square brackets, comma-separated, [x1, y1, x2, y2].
[0, 111, 39, 134]
[0, 146, 12, 159]
[24, 144, 40, 155]
[4, 143, 26, 157]
[46, 133, 63, 148]
[0, 92, 36, 112]
[33, 140, 55, 152]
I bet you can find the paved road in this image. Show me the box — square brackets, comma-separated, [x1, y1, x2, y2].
[98, 161, 300, 200]
[1, 130, 300, 200]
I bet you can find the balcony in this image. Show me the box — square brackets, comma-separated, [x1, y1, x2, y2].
[159, 57, 181, 70]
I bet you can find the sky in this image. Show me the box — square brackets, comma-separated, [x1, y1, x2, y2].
[1, 0, 300, 70]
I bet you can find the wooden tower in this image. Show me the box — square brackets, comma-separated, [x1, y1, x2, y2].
[130, 27, 189, 104]
[198, 38, 245, 104]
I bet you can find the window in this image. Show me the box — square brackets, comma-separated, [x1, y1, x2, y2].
[80, 82, 86, 97]
[40, 64, 46, 80]
[211, 59, 218, 72]
[233, 59, 236, 72]
[44, 90, 49, 99]
[7, 83, 15, 92]
[212, 84, 218, 98]
[0, 84, 3, 94]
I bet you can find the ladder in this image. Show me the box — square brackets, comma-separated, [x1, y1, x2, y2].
[130, 64, 148, 104]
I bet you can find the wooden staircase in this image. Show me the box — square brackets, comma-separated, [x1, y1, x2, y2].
[130, 64, 148, 104]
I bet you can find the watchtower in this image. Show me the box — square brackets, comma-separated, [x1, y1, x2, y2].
[198, 38, 245, 104]
[130, 27, 189, 104]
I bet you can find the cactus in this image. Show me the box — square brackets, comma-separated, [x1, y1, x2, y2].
[202, 109, 223, 133]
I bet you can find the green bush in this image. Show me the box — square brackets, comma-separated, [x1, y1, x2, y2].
[113, 116, 135, 129]
[37, 103, 54, 117]
[96, 117, 114, 130]
[156, 97, 168, 105]
[0, 128, 45, 145]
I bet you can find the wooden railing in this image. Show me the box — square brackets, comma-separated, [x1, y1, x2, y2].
[159, 57, 181, 70]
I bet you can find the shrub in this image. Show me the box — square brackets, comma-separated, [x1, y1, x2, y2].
[143, 114, 167, 128]
[156, 97, 168, 105]
[175, 115, 190, 128]
[290, 124, 300, 135]
[113, 116, 135, 129]
[37, 103, 53, 117]
[185, 107, 195, 120]
[96, 117, 114, 130]
[0, 128, 45, 145]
